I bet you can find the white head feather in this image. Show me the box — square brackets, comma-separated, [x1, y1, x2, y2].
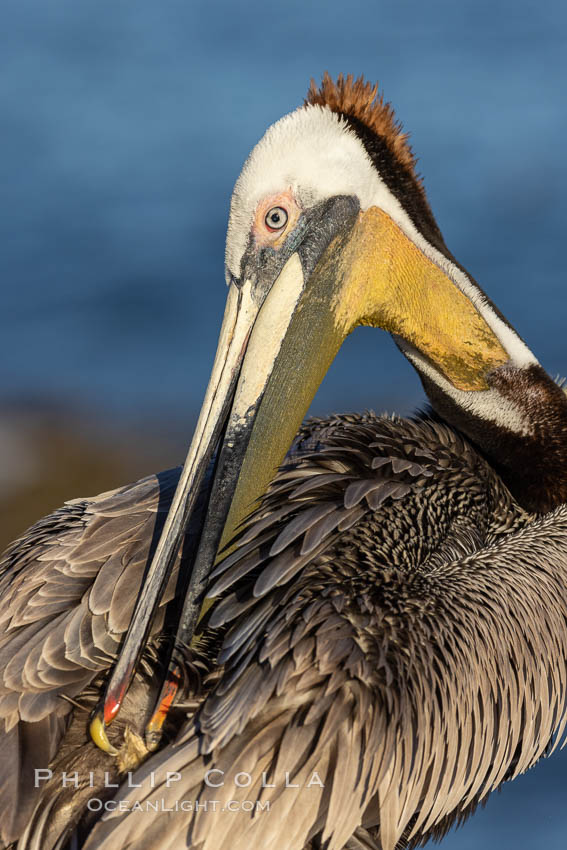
[225, 104, 404, 281]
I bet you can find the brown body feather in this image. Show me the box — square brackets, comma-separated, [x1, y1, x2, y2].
[0, 468, 208, 848]
[4, 413, 561, 850]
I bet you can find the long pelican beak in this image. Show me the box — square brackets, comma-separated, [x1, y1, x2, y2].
[90, 199, 510, 752]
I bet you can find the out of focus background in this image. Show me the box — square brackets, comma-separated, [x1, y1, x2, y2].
[1, 1, 566, 845]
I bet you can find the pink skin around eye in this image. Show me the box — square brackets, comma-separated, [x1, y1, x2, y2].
[252, 189, 301, 250]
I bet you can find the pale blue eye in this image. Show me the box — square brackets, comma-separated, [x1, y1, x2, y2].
[265, 206, 288, 230]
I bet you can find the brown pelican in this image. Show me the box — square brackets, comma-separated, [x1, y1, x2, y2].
[2, 73, 567, 850]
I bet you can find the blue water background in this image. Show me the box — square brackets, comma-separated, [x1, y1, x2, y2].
[1, 1, 567, 846]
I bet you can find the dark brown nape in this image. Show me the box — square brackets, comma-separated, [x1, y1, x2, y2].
[423, 364, 567, 515]
[306, 73, 417, 174]
[305, 73, 448, 254]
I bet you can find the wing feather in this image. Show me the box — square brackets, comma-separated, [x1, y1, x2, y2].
[0, 467, 183, 846]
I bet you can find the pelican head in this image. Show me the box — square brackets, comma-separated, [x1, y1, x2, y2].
[209, 74, 539, 553]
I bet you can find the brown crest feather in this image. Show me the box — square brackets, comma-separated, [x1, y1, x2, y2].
[306, 72, 418, 178]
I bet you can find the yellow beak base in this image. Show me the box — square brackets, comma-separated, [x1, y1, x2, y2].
[330, 207, 509, 391]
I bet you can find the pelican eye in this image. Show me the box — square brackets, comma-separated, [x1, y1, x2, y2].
[265, 206, 288, 231]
